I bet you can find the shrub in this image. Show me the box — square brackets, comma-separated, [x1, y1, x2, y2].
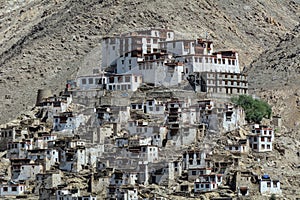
[231, 95, 272, 123]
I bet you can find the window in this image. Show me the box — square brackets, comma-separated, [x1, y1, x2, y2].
[192, 171, 197, 175]
[125, 76, 130, 82]
[88, 78, 93, 84]
[156, 107, 160, 111]
[116, 76, 122, 83]
[12, 187, 17, 191]
[127, 85, 131, 90]
[232, 60, 235, 65]
[267, 182, 271, 187]
[81, 79, 86, 85]
[196, 184, 199, 188]
[135, 77, 138, 82]
[173, 42, 176, 48]
[206, 184, 210, 188]
[3, 187, 8, 192]
[267, 145, 271, 149]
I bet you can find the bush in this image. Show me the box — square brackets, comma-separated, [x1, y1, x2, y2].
[231, 95, 272, 123]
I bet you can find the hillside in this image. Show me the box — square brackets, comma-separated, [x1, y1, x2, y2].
[0, 0, 299, 123]
[247, 24, 300, 89]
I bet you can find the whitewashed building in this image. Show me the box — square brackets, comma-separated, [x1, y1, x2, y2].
[194, 172, 223, 192]
[248, 124, 274, 152]
[140, 145, 159, 163]
[225, 139, 249, 154]
[259, 175, 282, 195]
[12, 163, 44, 181]
[53, 112, 85, 132]
[0, 183, 26, 197]
[7, 140, 33, 159]
[102, 29, 175, 73]
[56, 189, 97, 200]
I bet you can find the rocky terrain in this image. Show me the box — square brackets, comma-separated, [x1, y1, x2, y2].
[246, 18, 300, 200]
[0, 0, 300, 124]
[0, 1, 299, 198]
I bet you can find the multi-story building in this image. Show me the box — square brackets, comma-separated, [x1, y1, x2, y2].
[194, 168, 223, 193]
[102, 29, 175, 73]
[248, 124, 274, 152]
[0, 127, 16, 151]
[101, 28, 247, 91]
[189, 71, 248, 95]
[6, 140, 33, 159]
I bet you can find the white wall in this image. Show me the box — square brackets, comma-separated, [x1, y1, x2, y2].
[0, 185, 25, 196]
[15, 165, 43, 181]
[260, 180, 282, 195]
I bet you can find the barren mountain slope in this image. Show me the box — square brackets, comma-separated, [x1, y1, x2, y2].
[245, 24, 300, 197]
[0, 0, 299, 123]
[247, 24, 300, 89]
[247, 23, 300, 128]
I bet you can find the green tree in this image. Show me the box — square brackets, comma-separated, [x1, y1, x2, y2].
[231, 95, 272, 123]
